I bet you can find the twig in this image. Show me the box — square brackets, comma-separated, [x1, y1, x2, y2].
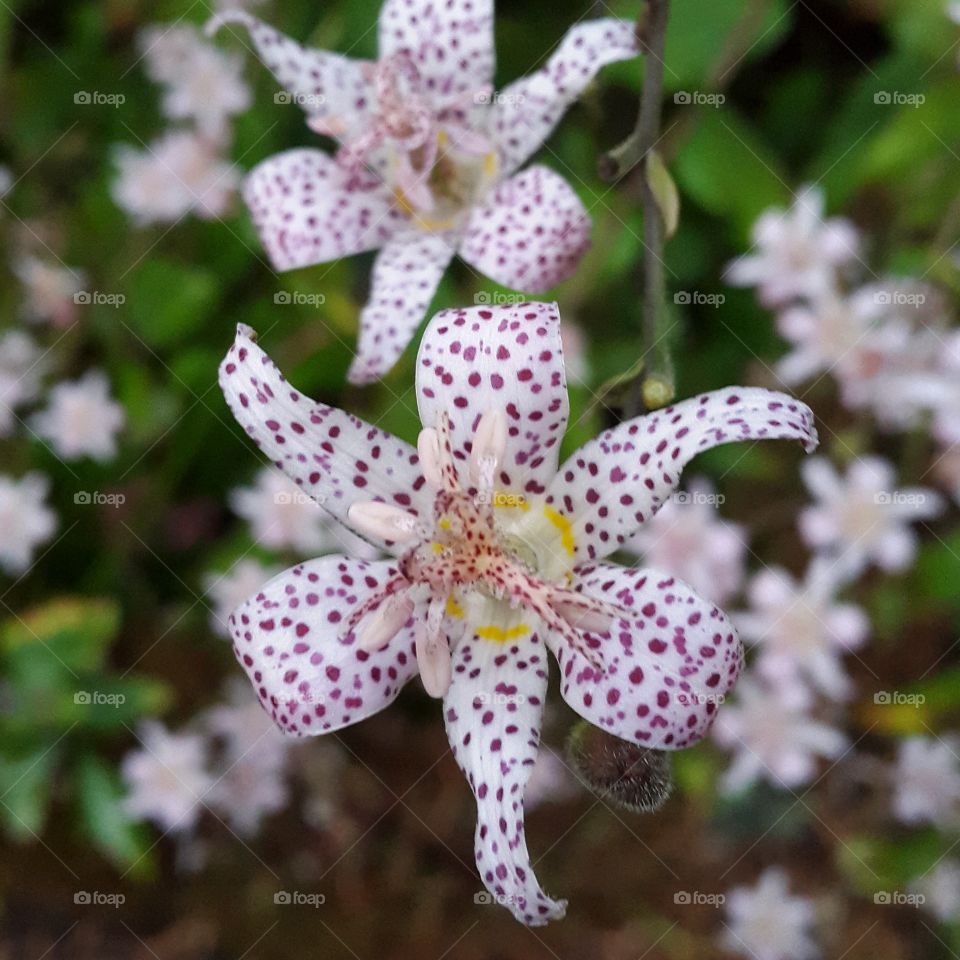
[599, 0, 674, 413]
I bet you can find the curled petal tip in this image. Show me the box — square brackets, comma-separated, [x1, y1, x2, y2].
[235, 322, 257, 342]
[204, 11, 251, 37]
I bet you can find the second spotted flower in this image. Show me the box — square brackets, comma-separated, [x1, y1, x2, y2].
[219, 302, 817, 924]
[210, 0, 638, 383]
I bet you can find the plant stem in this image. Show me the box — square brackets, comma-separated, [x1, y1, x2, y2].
[600, 0, 674, 413]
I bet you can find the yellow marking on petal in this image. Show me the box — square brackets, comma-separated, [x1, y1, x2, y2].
[438, 517, 452, 530]
[476, 623, 530, 642]
[543, 506, 576, 557]
[445, 595, 465, 618]
[431, 542, 445, 555]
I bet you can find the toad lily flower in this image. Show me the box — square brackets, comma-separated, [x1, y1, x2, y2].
[208, 1, 638, 384]
[219, 302, 818, 925]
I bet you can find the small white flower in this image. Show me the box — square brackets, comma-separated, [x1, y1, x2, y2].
[722, 867, 819, 960]
[912, 860, 960, 923]
[0, 472, 57, 575]
[32, 370, 125, 462]
[799, 456, 944, 578]
[713, 676, 847, 792]
[726, 185, 860, 307]
[205, 558, 280, 637]
[139, 24, 251, 140]
[0, 330, 44, 437]
[892, 736, 960, 827]
[112, 130, 240, 226]
[201, 680, 291, 835]
[737, 559, 868, 700]
[626, 477, 747, 606]
[230, 467, 379, 558]
[13, 255, 86, 327]
[122, 721, 214, 834]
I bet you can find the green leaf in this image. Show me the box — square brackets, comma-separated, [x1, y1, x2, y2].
[75, 754, 152, 870]
[646, 150, 680, 238]
[0, 747, 58, 841]
[2, 597, 121, 676]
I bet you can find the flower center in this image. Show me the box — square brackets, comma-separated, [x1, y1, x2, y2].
[344, 410, 628, 696]
[312, 53, 498, 229]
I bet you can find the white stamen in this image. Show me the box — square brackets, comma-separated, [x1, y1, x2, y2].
[551, 597, 615, 635]
[469, 409, 507, 491]
[357, 594, 415, 651]
[417, 427, 444, 490]
[416, 598, 451, 698]
[348, 501, 419, 542]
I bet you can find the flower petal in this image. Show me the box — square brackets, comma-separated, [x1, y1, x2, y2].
[229, 556, 419, 736]
[415, 302, 569, 495]
[491, 19, 638, 176]
[443, 607, 566, 925]
[209, 11, 374, 125]
[459, 166, 591, 294]
[219, 324, 432, 552]
[378, 0, 494, 101]
[347, 228, 458, 385]
[243, 149, 403, 271]
[546, 387, 817, 565]
[550, 563, 742, 749]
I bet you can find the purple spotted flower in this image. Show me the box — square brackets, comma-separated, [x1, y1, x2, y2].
[208, 0, 638, 384]
[219, 302, 818, 925]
